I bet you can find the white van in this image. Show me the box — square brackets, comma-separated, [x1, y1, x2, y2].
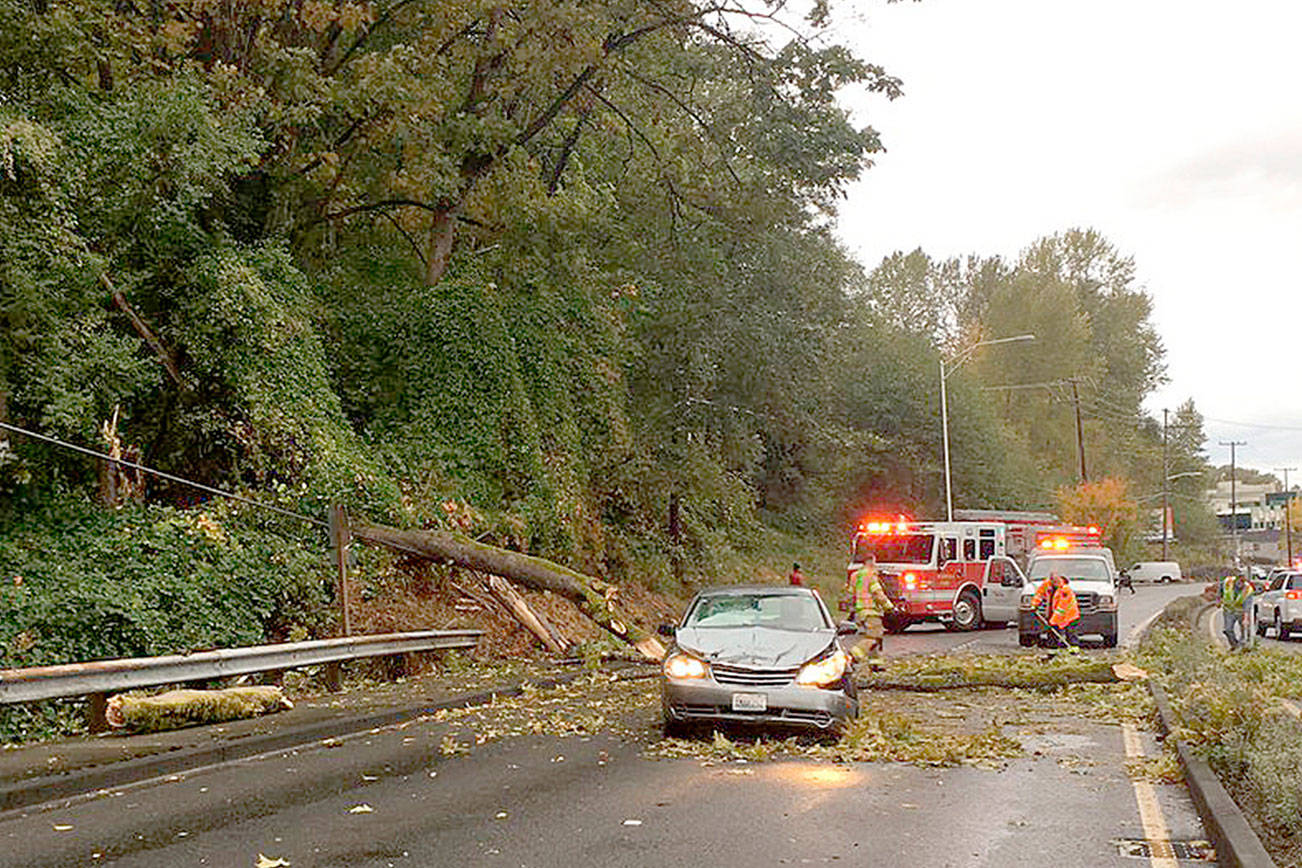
[1127, 561, 1182, 583]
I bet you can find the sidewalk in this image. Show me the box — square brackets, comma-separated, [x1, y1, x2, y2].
[0, 658, 636, 813]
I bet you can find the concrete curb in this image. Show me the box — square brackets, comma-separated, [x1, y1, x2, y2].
[1148, 683, 1276, 868]
[1137, 595, 1277, 868]
[0, 663, 655, 815]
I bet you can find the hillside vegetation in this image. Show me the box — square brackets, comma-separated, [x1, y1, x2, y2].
[0, 1, 1210, 686]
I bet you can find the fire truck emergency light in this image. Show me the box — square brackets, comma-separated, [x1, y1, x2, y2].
[861, 514, 911, 535]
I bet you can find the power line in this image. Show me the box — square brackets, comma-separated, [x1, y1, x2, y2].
[0, 420, 328, 528]
[1205, 417, 1302, 432]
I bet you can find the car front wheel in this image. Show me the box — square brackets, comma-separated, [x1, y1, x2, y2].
[951, 590, 982, 631]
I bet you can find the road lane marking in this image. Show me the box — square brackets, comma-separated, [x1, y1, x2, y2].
[1121, 723, 1178, 868]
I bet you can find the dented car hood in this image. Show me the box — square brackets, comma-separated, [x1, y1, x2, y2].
[673, 626, 835, 669]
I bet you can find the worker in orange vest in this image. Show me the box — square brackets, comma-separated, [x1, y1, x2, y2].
[1030, 572, 1081, 647]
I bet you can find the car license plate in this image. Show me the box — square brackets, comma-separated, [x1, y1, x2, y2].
[732, 693, 767, 712]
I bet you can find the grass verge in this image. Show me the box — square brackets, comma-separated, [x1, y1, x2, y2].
[1138, 601, 1302, 866]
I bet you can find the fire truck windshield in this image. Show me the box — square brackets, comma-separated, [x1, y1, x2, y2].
[854, 533, 934, 566]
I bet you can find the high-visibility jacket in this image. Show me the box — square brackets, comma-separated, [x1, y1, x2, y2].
[1030, 581, 1054, 611]
[1221, 577, 1252, 612]
[849, 566, 894, 620]
[1031, 580, 1080, 627]
[1049, 582, 1080, 628]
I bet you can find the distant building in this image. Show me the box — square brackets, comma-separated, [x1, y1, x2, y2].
[1207, 480, 1297, 532]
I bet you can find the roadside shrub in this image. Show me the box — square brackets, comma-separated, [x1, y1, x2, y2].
[1142, 623, 1302, 862]
[0, 498, 331, 668]
[0, 497, 331, 740]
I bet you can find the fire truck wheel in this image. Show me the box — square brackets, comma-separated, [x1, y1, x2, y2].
[951, 590, 982, 631]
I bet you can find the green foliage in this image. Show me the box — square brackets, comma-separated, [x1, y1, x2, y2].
[0, 499, 329, 667]
[1141, 624, 1302, 859]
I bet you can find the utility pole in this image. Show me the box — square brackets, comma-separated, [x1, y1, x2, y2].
[1220, 441, 1247, 567]
[1070, 379, 1087, 483]
[1277, 466, 1297, 565]
[1162, 409, 1169, 561]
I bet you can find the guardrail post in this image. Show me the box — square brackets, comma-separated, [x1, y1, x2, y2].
[325, 503, 352, 692]
[86, 692, 109, 733]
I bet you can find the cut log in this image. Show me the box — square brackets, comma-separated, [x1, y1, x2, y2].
[105, 686, 293, 732]
[487, 575, 566, 654]
[353, 521, 665, 660]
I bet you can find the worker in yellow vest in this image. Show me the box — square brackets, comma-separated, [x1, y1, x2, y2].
[1220, 574, 1253, 650]
[846, 556, 895, 671]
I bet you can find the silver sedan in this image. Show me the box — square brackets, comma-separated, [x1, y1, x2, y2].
[659, 585, 859, 737]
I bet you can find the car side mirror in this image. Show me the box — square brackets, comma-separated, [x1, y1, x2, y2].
[836, 621, 858, 635]
[656, 624, 676, 638]
[1002, 574, 1023, 588]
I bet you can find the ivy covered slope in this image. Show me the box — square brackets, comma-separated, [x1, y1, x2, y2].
[1, 0, 1189, 678]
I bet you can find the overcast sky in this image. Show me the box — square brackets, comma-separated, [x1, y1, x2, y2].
[831, 0, 1302, 476]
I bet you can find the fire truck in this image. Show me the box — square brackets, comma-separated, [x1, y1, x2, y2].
[846, 510, 1102, 632]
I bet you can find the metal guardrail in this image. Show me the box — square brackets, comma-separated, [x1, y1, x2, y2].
[0, 630, 482, 704]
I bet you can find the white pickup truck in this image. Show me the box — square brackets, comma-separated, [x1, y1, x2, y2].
[1253, 571, 1302, 640]
[1017, 549, 1120, 647]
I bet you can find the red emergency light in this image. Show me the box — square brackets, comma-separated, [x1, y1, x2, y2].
[860, 514, 912, 534]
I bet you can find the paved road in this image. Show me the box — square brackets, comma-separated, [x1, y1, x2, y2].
[881, 583, 1197, 658]
[0, 583, 1212, 868]
[0, 709, 1206, 868]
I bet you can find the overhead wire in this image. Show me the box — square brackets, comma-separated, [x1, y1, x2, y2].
[0, 420, 328, 528]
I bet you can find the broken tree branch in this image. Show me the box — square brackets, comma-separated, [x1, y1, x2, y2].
[487, 575, 566, 654]
[352, 521, 665, 660]
[102, 273, 183, 387]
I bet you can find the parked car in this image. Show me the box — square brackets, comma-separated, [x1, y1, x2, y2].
[659, 585, 858, 737]
[1253, 571, 1302, 640]
[1127, 561, 1182, 583]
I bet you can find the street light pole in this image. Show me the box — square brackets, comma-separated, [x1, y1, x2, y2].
[940, 334, 1035, 521]
[1220, 441, 1246, 567]
[940, 357, 953, 521]
[1162, 408, 1169, 561]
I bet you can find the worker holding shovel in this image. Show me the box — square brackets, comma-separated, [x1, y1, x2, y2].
[1030, 571, 1081, 647]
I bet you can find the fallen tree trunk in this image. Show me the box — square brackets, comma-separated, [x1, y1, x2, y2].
[353, 521, 665, 661]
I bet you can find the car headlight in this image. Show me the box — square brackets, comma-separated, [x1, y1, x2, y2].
[1019, 594, 1035, 609]
[663, 653, 709, 679]
[1098, 594, 1116, 609]
[796, 649, 849, 687]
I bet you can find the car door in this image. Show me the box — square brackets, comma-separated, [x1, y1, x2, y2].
[981, 556, 1025, 623]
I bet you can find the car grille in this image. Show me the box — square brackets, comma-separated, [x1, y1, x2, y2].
[1076, 592, 1098, 614]
[710, 663, 799, 687]
[671, 704, 832, 728]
